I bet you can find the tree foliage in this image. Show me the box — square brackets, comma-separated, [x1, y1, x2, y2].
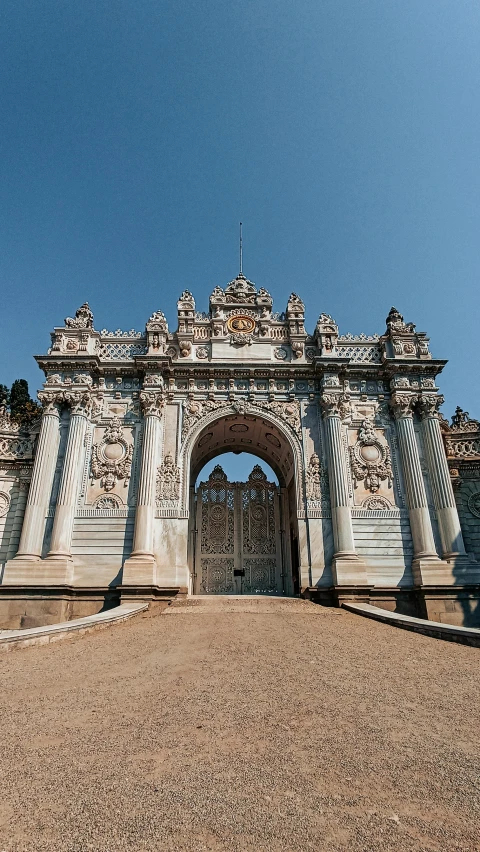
[0, 379, 41, 424]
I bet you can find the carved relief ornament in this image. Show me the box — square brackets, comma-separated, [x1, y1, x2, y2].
[64, 302, 94, 329]
[305, 453, 322, 500]
[64, 390, 92, 417]
[349, 419, 393, 493]
[418, 393, 444, 419]
[319, 392, 351, 419]
[91, 417, 133, 492]
[181, 397, 302, 443]
[139, 391, 166, 418]
[37, 390, 65, 416]
[156, 453, 181, 503]
[389, 392, 417, 420]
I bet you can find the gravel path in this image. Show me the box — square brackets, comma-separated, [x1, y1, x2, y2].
[0, 596, 479, 852]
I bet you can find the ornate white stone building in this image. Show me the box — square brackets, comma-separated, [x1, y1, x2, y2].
[1, 274, 479, 627]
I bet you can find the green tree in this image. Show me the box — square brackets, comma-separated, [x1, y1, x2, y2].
[9, 379, 41, 424]
[0, 384, 9, 409]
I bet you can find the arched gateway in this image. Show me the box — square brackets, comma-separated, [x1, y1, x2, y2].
[1, 273, 480, 627]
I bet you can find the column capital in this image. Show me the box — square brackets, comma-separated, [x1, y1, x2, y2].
[139, 390, 166, 418]
[64, 389, 92, 417]
[319, 392, 351, 420]
[37, 390, 64, 416]
[389, 391, 417, 420]
[418, 393, 445, 420]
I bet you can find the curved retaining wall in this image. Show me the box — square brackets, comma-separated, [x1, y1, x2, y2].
[0, 602, 148, 652]
[343, 602, 480, 647]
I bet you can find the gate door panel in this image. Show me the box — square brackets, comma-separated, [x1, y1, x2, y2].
[195, 464, 283, 595]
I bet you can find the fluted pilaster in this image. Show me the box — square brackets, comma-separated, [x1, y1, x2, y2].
[320, 391, 366, 584]
[390, 392, 437, 559]
[47, 404, 89, 559]
[14, 395, 61, 559]
[130, 413, 161, 557]
[123, 391, 165, 585]
[419, 394, 467, 558]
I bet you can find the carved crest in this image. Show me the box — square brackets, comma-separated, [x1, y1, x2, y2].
[349, 419, 393, 493]
[91, 417, 133, 492]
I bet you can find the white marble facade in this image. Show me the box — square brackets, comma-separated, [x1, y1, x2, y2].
[1, 275, 479, 616]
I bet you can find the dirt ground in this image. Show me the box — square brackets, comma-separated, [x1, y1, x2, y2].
[0, 595, 479, 852]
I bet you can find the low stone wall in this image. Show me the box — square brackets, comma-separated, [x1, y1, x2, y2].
[342, 601, 480, 647]
[0, 602, 148, 652]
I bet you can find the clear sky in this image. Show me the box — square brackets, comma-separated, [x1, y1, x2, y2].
[1, 0, 479, 419]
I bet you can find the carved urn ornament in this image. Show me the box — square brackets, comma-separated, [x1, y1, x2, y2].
[91, 417, 133, 492]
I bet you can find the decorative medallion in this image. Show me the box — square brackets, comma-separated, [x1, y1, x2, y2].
[196, 347, 209, 359]
[94, 494, 123, 509]
[349, 419, 393, 493]
[274, 347, 288, 360]
[230, 424, 249, 433]
[226, 315, 255, 334]
[467, 492, 480, 518]
[0, 491, 11, 518]
[91, 417, 133, 492]
[362, 496, 393, 510]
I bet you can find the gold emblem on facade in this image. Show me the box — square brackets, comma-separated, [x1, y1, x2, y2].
[226, 315, 255, 334]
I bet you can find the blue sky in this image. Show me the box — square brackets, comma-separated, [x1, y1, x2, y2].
[1, 0, 479, 422]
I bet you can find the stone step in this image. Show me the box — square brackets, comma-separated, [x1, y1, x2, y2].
[165, 595, 334, 615]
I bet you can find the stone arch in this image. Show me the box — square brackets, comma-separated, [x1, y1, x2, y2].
[180, 402, 304, 596]
[178, 402, 305, 514]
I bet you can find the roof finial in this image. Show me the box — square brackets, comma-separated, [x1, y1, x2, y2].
[239, 222, 243, 275]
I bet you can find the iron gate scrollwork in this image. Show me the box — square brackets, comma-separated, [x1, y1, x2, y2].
[195, 464, 283, 595]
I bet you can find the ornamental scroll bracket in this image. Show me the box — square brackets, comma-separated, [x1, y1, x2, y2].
[349, 418, 393, 493]
[91, 417, 133, 492]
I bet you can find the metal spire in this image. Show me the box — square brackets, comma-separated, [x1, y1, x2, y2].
[239, 222, 243, 275]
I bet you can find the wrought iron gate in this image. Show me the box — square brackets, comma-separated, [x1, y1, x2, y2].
[194, 464, 284, 595]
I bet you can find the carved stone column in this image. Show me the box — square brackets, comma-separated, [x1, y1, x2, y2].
[390, 392, 444, 583]
[44, 391, 92, 582]
[122, 391, 165, 587]
[3, 392, 63, 584]
[320, 392, 368, 586]
[418, 394, 479, 583]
